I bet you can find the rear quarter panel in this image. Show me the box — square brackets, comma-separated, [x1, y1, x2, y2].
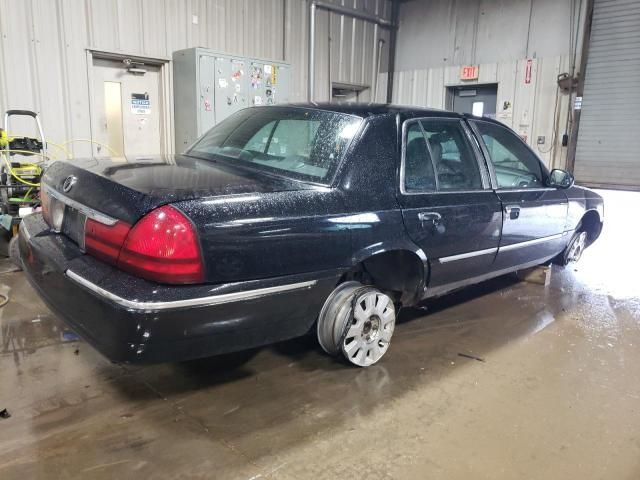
[338, 114, 426, 266]
[175, 188, 352, 283]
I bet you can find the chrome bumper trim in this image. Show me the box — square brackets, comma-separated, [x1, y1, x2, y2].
[65, 269, 317, 312]
[45, 185, 118, 226]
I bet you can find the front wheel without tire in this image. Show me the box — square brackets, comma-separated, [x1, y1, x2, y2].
[555, 230, 588, 266]
[317, 282, 396, 367]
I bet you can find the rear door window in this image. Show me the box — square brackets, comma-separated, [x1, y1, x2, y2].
[403, 118, 483, 192]
[404, 122, 437, 192]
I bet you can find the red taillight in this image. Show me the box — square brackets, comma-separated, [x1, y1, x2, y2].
[85, 219, 131, 264]
[117, 205, 204, 284]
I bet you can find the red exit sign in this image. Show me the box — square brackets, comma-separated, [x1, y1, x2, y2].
[460, 65, 479, 80]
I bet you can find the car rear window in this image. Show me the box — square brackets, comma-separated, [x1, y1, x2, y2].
[187, 107, 363, 184]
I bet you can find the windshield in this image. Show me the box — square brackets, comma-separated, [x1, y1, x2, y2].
[187, 107, 363, 184]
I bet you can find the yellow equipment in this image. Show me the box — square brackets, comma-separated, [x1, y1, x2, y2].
[1, 110, 47, 257]
[0, 128, 9, 148]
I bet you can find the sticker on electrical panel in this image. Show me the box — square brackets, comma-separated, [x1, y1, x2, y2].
[131, 93, 150, 115]
[218, 78, 229, 89]
[232, 61, 243, 83]
[251, 66, 262, 89]
[254, 96, 262, 105]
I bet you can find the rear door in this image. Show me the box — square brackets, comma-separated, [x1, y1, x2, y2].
[398, 117, 502, 290]
[469, 119, 568, 269]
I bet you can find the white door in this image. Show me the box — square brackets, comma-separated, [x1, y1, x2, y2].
[91, 58, 163, 158]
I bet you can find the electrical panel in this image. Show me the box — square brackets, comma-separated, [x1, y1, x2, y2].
[173, 48, 291, 153]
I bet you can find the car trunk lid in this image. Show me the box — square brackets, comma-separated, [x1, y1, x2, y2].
[42, 154, 314, 228]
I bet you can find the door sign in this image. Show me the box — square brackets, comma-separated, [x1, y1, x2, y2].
[131, 92, 151, 115]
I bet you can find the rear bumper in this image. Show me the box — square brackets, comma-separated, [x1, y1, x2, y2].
[19, 214, 339, 364]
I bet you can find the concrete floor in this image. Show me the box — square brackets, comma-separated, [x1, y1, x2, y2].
[1, 189, 639, 480]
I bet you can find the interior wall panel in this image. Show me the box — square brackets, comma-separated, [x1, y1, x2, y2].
[390, 0, 587, 171]
[395, 0, 582, 71]
[0, 0, 392, 155]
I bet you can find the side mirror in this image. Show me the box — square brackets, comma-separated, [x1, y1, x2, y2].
[547, 168, 574, 189]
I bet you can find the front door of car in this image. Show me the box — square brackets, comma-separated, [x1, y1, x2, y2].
[469, 120, 569, 269]
[398, 118, 503, 290]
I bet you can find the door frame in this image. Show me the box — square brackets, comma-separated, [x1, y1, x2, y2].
[445, 82, 498, 114]
[86, 49, 173, 157]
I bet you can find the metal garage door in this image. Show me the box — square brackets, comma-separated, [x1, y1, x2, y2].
[574, 0, 640, 189]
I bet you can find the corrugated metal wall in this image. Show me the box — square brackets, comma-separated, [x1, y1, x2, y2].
[384, 0, 587, 170]
[309, 0, 392, 101]
[394, 0, 585, 71]
[0, 0, 391, 156]
[574, 0, 640, 189]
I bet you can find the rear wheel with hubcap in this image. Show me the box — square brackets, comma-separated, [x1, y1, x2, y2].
[317, 281, 396, 367]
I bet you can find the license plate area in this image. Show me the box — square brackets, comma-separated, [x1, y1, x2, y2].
[50, 195, 87, 250]
[43, 185, 117, 251]
[61, 206, 87, 250]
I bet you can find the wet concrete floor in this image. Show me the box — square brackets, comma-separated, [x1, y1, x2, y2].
[0, 189, 639, 479]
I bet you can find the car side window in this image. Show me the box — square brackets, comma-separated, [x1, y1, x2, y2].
[420, 119, 483, 191]
[473, 121, 544, 189]
[403, 122, 437, 192]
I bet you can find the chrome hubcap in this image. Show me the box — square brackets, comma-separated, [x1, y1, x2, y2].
[341, 291, 395, 367]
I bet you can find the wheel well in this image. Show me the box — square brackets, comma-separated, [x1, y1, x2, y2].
[340, 250, 425, 305]
[579, 210, 602, 245]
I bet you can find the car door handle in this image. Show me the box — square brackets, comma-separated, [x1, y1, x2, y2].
[504, 205, 521, 220]
[418, 211, 443, 228]
[418, 211, 445, 234]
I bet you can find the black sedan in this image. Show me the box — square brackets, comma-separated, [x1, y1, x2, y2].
[19, 104, 604, 367]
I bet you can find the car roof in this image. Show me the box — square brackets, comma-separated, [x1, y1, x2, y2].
[285, 102, 459, 118]
[257, 103, 508, 127]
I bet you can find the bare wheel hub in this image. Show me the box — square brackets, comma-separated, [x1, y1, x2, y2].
[362, 315, 381, 343]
